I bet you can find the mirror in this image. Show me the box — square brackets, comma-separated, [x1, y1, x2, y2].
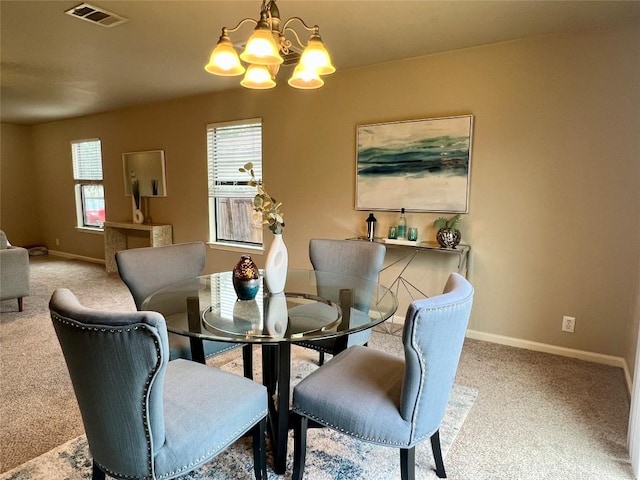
[123, 150, 167, 197]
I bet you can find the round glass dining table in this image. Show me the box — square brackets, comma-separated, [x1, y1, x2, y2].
[142, 269, 398, 474]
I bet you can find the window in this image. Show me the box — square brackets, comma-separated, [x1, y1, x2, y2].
[207, 119, 263, 247]
[71, 139, 105, 229]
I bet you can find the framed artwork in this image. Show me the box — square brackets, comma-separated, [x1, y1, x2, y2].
[355, 115, 473, 212]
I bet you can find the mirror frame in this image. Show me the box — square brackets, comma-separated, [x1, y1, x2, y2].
[122, 150, 167, 197]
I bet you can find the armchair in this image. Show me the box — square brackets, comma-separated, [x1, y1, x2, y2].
[49, 288, 268, 480]
[0, 230, 29, 312]
[292, 273, 474, 480]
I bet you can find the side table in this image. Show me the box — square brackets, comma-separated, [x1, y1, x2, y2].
[104, 221, 172, 273]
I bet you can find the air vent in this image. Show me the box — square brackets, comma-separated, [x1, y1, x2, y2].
[65, 3, 128, 28]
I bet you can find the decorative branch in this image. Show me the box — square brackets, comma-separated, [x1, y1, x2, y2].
[131, 179, 141, 209]
[240, 162, 285, 235]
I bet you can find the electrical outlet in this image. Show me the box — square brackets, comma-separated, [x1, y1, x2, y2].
[562, 315, 575, 333]
[55, 238, 60, 246]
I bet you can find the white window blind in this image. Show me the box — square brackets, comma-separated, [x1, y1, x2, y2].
[207, 120, 262, 198]
[206, 119, 263, 246]
[71, 139, 103, 180]
[71, 139, 105, 229]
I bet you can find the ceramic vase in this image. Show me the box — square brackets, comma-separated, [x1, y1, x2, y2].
[232, 255, 261, 300]
[264, 233, 288, 294]
[436, 227, 461, 249]
[132, 197, 144, 224]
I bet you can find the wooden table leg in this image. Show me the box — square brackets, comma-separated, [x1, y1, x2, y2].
[187, 296, 206, 364]
[261, 342, 291, 475]
[274, 342, 291, 474]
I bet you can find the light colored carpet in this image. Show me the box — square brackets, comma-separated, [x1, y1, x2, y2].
[0, 345, 476, 479]
[1, 255, 635, 479]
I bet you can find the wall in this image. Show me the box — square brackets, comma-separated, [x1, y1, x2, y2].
[0, 124, 40, 245]
[4, 25, 640, 369]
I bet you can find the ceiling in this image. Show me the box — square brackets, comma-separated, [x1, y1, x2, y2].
[2, 0, 639, 126]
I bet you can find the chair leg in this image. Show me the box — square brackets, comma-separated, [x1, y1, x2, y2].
[243, 344, 253, 379]
[430, 429, 447, 478]
[92, 460, 105, 480]
[319, 352, 325, 366]
[252, 417, 267, 480]
[293, 414, 308, 480]
[400, 447, 415, 480]
[18, 297, 24, 312]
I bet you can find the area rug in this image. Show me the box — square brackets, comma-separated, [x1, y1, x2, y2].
[0, 342, 477, 480]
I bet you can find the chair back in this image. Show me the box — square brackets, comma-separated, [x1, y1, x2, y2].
[400, 273, 474, 444]
[116, 242, 206, 310]
[309, 239, 385, 282]
[309, 239, 385, 308]
[309, 239, 386, 346]
[49, 288, 169, 478]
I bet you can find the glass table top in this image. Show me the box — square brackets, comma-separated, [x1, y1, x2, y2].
[142, 269, 398, 344]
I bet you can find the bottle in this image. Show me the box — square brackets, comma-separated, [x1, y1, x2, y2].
[366, 213, 377, 241]
[397, 208, 407, 240]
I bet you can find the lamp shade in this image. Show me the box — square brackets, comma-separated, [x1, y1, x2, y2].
[288, 64, 324, 89]
[241, 64, 277, 89]
[240, 28, 284, 66]
[205, 38, 245, 76]
[299, 37, 335, 75]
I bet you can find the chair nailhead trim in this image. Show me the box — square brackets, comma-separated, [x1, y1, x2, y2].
[51, 312, 163, 479]
[155, 409, 267, 479]
[293, 407, 412, 447]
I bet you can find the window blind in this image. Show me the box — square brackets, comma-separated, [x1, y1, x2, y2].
[71, 139, 103, 180]
[207, 120, 262, 198]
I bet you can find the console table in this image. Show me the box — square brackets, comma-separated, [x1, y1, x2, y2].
[350, 237, 470, 334]
[351, 237, 470, 281]
[104, 221, 172, 273]
[380, 239, 470, 277]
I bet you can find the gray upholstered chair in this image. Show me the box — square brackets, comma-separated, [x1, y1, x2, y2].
[0, 230, 30, 312]
[296, 239, 386, 365]
[49, 288, 268, 480]
[116, 242, 253, 378]
[292, 272, 474, 480]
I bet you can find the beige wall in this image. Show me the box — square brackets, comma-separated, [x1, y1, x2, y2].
[3, 25, 640, 370]
[0, 124, 40, 245]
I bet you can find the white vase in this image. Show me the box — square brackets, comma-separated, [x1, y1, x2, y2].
[132, 209, 144, 224]
[264, 233, 288, 294]
[132, 197, 145, 224]
[266, 292, 287, 338]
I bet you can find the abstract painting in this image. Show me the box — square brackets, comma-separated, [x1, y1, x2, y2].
[356, 115, 473, 212]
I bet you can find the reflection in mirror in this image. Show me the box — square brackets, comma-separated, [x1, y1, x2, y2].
[123, 150, 167, 197]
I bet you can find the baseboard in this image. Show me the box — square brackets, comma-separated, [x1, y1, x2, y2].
[466, 329, 633, 395]
[47, 250, 105, 265]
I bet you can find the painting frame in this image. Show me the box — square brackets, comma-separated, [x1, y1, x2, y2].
[355, 114, 473, 213]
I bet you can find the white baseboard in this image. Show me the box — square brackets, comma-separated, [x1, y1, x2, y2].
[47, 250, 105, 265]
[466, 329, 633, 395]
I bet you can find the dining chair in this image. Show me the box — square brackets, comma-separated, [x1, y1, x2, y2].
[296, 238, 386, 365]
[115, 242, 253, 378]
[49, 288, 268, 480]
[292, 272, 474, 480]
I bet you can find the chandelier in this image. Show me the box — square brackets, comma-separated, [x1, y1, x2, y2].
[204, 0, 335, 90]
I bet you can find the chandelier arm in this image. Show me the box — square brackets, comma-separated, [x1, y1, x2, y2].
[282, 16, 317, 34]
[282, 26, 305, 51]
[223, 17, 259, 35]
[282, 17, 320, 49]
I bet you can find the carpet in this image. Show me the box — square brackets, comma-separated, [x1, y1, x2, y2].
[0, 346, 477, 480]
